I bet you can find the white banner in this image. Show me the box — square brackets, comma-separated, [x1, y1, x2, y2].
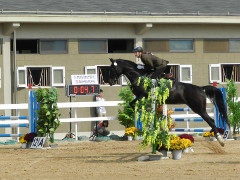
[71, 75, 98, 85]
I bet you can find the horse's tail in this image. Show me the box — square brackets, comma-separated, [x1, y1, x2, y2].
[201, 86, 230, 128]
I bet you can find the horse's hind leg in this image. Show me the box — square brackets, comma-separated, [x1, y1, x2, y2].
[199, 112, 224, 147]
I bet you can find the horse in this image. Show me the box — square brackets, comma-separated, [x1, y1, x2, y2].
[109, 58, 230, 147]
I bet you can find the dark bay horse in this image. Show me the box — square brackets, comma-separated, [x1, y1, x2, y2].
[109, 58, 230, 147]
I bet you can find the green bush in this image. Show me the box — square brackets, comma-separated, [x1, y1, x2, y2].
[118, 85, 135, 128]
[34, 87, 61, 143]
[226, 79, 240, 134]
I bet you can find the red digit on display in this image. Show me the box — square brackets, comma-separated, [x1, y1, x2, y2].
[84, 86, 89, 93]
[74, 86, 78, 94]
[80, 86, 84, 94]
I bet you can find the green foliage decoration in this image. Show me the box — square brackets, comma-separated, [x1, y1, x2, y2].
[118, 85, 135, 128]
[135, 76, 172, 152]
[34, 87, 61, 143]
[225, 79, 240, 134]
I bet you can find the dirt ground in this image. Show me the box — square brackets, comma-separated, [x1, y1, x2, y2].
[0, 136, 240, 180]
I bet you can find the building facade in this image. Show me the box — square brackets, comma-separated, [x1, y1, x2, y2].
[1, 9, 240, 137]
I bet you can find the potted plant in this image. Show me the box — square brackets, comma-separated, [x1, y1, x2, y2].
[19, 134, 27, 148]
[34, 87, 61, 144]
[169, 134, 193, 160]
[202, 131, 214, 141]
[19, 133, 38, 148]
[125, 127, 138, 141]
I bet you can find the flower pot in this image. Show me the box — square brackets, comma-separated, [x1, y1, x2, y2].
[21, 143, 27, 149]
[128, 136, 133, 141]
[183, 147, 190, 153]
[26, 141, 33, 148]
[160, 150, 168, 157]
[172, 149, 182, 160]
[183, 146, 194, 153]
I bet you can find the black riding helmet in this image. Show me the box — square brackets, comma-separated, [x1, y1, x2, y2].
[132, 46, 143, 53]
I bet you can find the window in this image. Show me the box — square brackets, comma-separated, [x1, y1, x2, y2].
[17, 66, 65, 87]
[11, 39, 68, 54]
[169, 40, 194, 52]
[209, 64, 221, 83]
[85, 65, 121, 85]
[79, 40, 107, 53]
[79, 39, 134, 54]
[40, 40, 67, 54]
[143, 39, 194, 53]
[204, 39, 240, 53]
[209, 64, 240, 83]
[13, 39, 39, 54]
[0, 68, 1, 88]
[180, 65, 192, 83]
[108, 39, 134, 53]
[163, 64, 192, 83]
[0, 39, 2, 54]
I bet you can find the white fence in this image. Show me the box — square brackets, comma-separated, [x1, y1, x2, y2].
[0, 101, 124, 140]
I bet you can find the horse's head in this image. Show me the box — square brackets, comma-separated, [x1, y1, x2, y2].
[109, 58, 123, 86]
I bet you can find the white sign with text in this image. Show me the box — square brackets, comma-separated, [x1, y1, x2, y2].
[71, 75, 98, 85]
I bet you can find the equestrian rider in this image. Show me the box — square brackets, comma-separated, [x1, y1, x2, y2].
[132, 46, 169, 79]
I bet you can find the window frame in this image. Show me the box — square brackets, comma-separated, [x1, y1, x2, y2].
[209, 63, 240, 84]
[40, 39, 68, 54]
[143, 38, 194, 53]
[179, 65, 192, 83]
[85, 65, 121, 86]
[17, 66, 65, 88]
[79, 39, 107, 54]
[169, 39, 194, 53]
[209, 64, 221, 83]
[79, 38, 134, 54]
[0, 68, 1, 88]
[52, 66, 65, 87]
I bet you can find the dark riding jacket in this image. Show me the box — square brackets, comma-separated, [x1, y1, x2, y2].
[140, 54, 169, 70]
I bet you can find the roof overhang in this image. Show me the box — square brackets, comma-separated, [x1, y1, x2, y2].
[0, 15, 240, 24]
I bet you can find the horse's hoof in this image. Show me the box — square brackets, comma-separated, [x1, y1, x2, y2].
[216, 135, 224, 147]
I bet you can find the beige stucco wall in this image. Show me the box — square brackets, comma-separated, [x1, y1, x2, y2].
[1, 20, 240, 136]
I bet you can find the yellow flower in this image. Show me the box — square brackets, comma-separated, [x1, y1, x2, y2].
[169, 135, 192, 150]
[19, 134, 27, 143]
[203, 132, 214, 137]
[125, 127, 138, 136]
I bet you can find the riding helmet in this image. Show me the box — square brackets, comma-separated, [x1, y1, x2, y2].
[132, 46, 143, 52]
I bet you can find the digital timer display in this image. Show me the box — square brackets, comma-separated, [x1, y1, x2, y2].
[66, 85, 100, 96]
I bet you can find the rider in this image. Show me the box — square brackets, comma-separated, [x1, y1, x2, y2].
[132, 46, 169, 79]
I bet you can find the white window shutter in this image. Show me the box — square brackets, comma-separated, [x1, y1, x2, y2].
[85, 66, 97, 75]
[180, 65, 192, 83]
[52, 66, 65, 87]
[0, 68, 1, 88]
[120, 75, 128, 86]
[17, 67, 27, 88]
[209, 64, 221, 83]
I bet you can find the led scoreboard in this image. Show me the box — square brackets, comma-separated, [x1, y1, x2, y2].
[66, 84, 100, 96]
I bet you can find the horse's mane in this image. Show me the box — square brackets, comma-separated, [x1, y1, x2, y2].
[116, 59, 138, 69]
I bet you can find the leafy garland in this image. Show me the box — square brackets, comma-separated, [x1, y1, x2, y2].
[135, 76, 172, 152]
